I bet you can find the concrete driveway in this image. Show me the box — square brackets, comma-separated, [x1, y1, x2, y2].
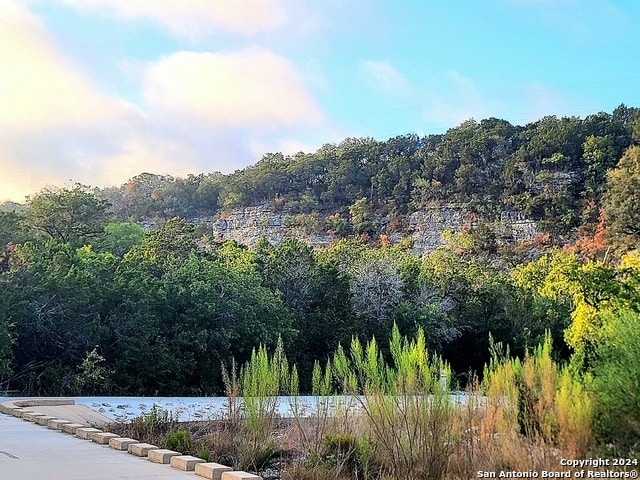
[0, 413, 197, 480]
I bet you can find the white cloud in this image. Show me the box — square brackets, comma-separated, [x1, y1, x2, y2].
[359, 60, 417, 99]
[0, 3, 330, 202]
[0, 2, 144, 201]
[142, 48, 324, 128]
[57, 0, 288, 38]
[0, 2, 127, 131]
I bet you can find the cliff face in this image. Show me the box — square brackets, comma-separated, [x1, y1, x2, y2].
[210, 205, 336, 248]
[208, 205, 538, 255]
[404, 208, 537, 254]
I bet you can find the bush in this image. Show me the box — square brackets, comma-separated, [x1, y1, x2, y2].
[164, 429, 193, 454]
[222, 336, 293, 471]
[593, 309, 640, 452]
[331, 324, 456, 480]
[127, 406, 177, 445]
[482, 333, 593, 458]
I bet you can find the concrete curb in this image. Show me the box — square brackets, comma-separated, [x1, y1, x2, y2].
[194, 462, 233, 479]
[0, 398, 263, 480]
[109, 437, 139, 451]
[128, 442, 159, 457]
[62, 422, 85, 434]
[92, 432, 120, 444]
[148, 448, 181, 464]
[35, 415, 58, 426]
[48, 418, 71, 429]
[171, 455, 206, 471]
[76, 427, 103, 439]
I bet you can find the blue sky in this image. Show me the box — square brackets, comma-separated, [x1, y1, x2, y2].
[1, 0, 639, 202]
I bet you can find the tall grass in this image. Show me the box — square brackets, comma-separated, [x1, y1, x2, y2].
[330, 325, 455, 480]
[222, 336, 293, 470]
[118, 327, 597, 479]
[287, 359, 345, 461]
[458, 332, 594, 476]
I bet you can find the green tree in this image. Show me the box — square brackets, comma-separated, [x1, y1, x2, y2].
[593, 309, 640, 449]
[96, 222, 145, 256]
[6, 242, 119, 394]
[115, 173, 183, 220]
[581, 134, 618, 202]
[107, 230, 294, 395]
[602, 145, 640, 251]
[0, 285, 15, 383]
[321, 239, 429, 344]
[0, 211, 27, 248]
[349, 197, 378, 235]
[254, 238, 357, 383]
[24, 184, 109, 246]
[126, 217, 196, 266]
[518, 251, 640, 367]
[0, 211, 28, 273]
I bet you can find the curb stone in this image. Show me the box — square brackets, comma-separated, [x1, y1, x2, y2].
[1, 399, 263, 479]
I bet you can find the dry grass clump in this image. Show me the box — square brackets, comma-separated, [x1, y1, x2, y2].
[446, 334, 593, 479]
[109, 329, 595, 480]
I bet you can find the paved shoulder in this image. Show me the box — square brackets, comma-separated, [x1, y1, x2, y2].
[0, 413, 196, 480]
[0, 398, 113, 426]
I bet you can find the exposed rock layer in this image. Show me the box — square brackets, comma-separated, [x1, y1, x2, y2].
[206, 205, 537, 255]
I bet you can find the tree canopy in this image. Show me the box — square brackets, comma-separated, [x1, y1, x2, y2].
[24, 184, 109, 246]
[2, 108, 640, 452]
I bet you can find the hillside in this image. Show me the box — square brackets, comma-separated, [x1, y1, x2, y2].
[89, 105, 640, 256]
[1, 105, 640, 401]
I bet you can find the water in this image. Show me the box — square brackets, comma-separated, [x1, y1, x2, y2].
[76, 396, 234, 422]
[1, 393, 478, 423]
[78, 396, 361, 422]
[0, 395, 358, 422]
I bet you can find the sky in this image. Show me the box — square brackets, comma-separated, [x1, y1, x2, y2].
[1, 0, 639, 202]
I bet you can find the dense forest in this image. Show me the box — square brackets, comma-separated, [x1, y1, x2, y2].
[1, 106, 640, 452]
[93, 104, 640, 243]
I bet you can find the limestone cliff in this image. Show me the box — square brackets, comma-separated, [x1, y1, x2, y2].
[206, 204, 538, 255]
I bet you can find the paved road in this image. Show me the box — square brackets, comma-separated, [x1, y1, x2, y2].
[0, 413, 196, 480]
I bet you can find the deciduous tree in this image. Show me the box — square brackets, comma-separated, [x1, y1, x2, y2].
[602, 145, 640, 251]
[24, 184, 109, 246]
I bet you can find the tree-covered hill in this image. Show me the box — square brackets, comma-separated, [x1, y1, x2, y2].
[92, 105, 640, 249]
[1, 105, 639, 430]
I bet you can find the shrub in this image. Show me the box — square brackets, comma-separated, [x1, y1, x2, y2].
[593, 309, 640, 452]
[222, 335, 294, 471]
[164, 429, 193, 454]
[127, 405, 177, 445]
[332, 324, 456, 480]
[482, 333, 593, 457]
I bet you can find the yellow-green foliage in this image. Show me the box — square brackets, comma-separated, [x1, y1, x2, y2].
[483, 333, 593, 457]
[555, 368, 593, 457]
[331, 324, 454, 480]
[512, 250, 640, 357]
[222, 336, 295, 470]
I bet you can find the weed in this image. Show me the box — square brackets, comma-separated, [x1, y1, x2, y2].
[164, 429, 193, 454]
[331, 324, 456, 480]
[222, 335, 293, 471]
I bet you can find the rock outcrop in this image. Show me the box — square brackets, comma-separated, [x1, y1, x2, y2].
[206, 204, 538, 255]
